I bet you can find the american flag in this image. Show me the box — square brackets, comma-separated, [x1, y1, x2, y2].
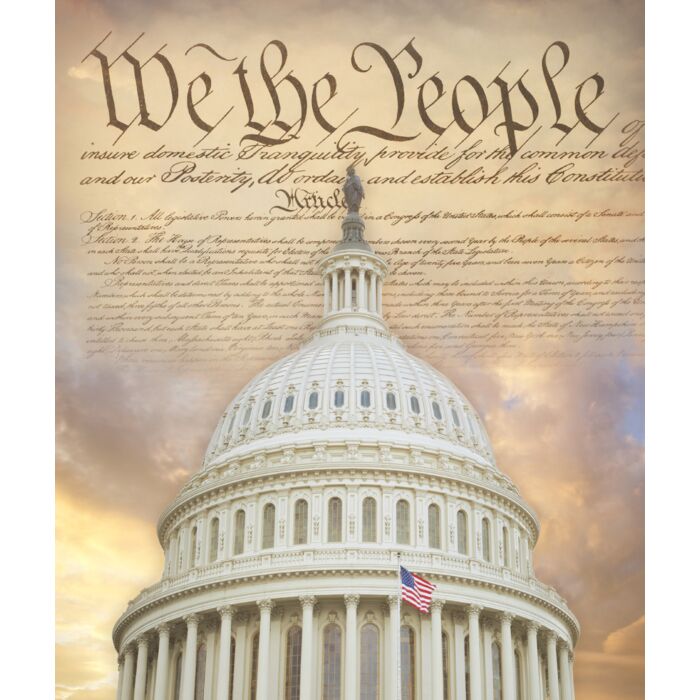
[400, 566, 436, 613]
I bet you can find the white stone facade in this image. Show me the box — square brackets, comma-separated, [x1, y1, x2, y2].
[113, 208, 579, 700]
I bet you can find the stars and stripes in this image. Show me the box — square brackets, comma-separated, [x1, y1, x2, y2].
[400, 566, 436, 613]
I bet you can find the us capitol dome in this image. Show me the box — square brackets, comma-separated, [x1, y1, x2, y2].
[113, 178, 579, 700]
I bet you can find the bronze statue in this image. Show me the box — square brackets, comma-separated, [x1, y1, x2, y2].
[343, 165, 364, 214]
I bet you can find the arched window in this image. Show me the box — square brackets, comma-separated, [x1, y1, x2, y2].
[451, 407, 461, 427]
[194, 642, 206, 700]
[492, 642, 502, 700]
[464, 636, 470, 700]
[360, 390, 371, 408]
[362, 497, 377, 542]
[396, 500, 410, 545]
[351, 278, 358, 306]
[428, 504, 441, 549]
[308, 391, 319, 410]
[173, 652, 182, 700]
[294, 499, 308, 545]
[514, 649, 523, 700]
[409, 396, 421, 414]
[250, 633, 259, 700]
[261, 400, 272, 419]
[242, 406, 251, 425]
[209, 517, 220, 563]
[334, 390, 345, 408]
[482, 518, 491, 563]
[400, 625, 415, 700]
[322, 623, 342, 700]
[234, 509, 245, 555]
[432, 401, 443, 420]
[386, 392, 397, 410]
[283, 395, 295, 414]
[442, 632, 450, 700]
[328, 497, 342, 542]
[189, 527, 198, 568]
[262, 504, 275, 549]
[457, 511, 468, 555]
[285, 626, 302, 700]
[502, 526, 510, 567]
[360, 624, 379, 700]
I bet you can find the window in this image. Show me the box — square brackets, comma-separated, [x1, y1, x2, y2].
[294, 500, 308, 545]
[351, 278, 357, 306]
[209, 517, 220, 563]
[283, 395, 295, 414]
[432, 401, 443, 420]
[502, 526, 510, 567]
[234, 509, 245, 555]
[189, 527, 198, 568]
[173, 652, 182, 700]
[451, 407, 461, 427]
[242, 406, 251, 425]
[457, 511, 468, 555]
[360, 624, 379, 700]
[400, 626, 415, 700]
[328, 498, 342, 542]
[194, 642, 206, 700]
[362, 497, 377, 542]
[410, 396, 421, 414]
[262, 504, 275, 549]
[396, 500, 410, 545]
[261, 400, 272, 419]
[308, 391, 319, 410]
[464, 636, 470, 700]
[322, 624, 342, 700]
[428, 504, 441, 549]
[360, 390, 371, 408]
[386, 392, 397, 410]
[250, 633, 259, 700]
[285, 626, 302, 700]
[492, 642, 502, 700]
[482, 518, 491, 563]
[334, 390, 345, 408]
[442, 632, 450, 700]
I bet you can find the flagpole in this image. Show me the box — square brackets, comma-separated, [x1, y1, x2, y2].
[397, 551, 402, 700]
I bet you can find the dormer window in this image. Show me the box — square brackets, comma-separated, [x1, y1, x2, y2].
[386, 392, 397, 411]
[283, 395, 295, 414]
[451, 407, 461, 427]
[432, 401, 443, 420]
[261, 400, 272, 419]
[308, 391, 319, 410]
[334, 390, 345, 408]
[409, 396, 421, 415]
[360, 390, 371, 408]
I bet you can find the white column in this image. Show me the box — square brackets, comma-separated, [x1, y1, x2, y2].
[153, 624, 171, 700]
[369, 272, 377, 313]
[483, 623, 494, 700]
[182, 614, 199, 700]
[431, 599, 445, 700]
[116, 657, 125, 700]
[216, 607, 234, 700]
[203, 624, 216, 700]
[133, 637, 149, 700]
[344, 267, 352, 309]
[323, 274, 331, 315]
[467, 605, 483, 700]
[256, 600, 274, 700]
[559, 643, 572, 700]
[231, 613, 248, 700]
[300, 596, 316, 700]
[388, 595, 400, 700]
[344, 595, 359, 700]
[568, 650, 576, 700]
[526, 623, 541, 700]
[331, 270, 339, 312]
[453, 612, 466, 700]
[546, 632, 560, 700]
[121, 647, 136, 700]
[358, 268, 366, 310]
[500, 614, 515, 700]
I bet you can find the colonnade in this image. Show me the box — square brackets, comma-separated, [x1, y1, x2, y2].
[116, 596, 575, 700]
[322, 265, 383, 316]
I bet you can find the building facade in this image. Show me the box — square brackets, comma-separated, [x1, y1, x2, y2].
[113, 197, 579, 700]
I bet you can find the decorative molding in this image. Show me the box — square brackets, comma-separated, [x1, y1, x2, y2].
[299, 595, 317, 609]
[344, 594, 360, 608]
[257, 599, 274, 613]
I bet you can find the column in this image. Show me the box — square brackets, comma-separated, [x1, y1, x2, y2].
[300, 596, 316, 700]
[203, 623, 217, 699]
[377, 277, 383, 315]
[116, 657, 125, 700]
[344, 267, 352, 309]
[256, 600, 274, 700]
[182, 614, 199, 700]
[133, 637, 149, 700]
[499, 613, 515, 700]
[215, 607, 234, 700]
[344, 595, 359, 700]
[358, 268, 366, 310]
[568, 650, 576, 700]
[431, 599, 445, 700]
[231, 613, 248, 700]
[467, 605, 483, 700]
[153, 624, 171, 700]
[453, 613, 467, 700]
[387, 595, 400, 700]
[369, 272, 377, 313]
[526, 623, 541, 700]
[331, 270, 339, 312]
[546, 632, 560, 700]
[323, 274, 331, 315]
[483, 622, 493, 700]
[559, 643, 572, 700]
[120, 646, 136, 700]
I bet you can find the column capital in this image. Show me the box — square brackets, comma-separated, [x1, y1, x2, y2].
[498, 611, 515, 625]
[299, 595, 317, 609]
[122, 643, 136, 657]
[156, 622, 171, 636]
[558, 639, 571, 652]
[387, 594, 400, 606]
[466, 604, 483, 618]
[430, 599, 445, 613]
[257, 599, 274, 613]
[526, 620, 540, 634]
[184, 613, 200, 627]
[117, 653, 125, 667]
[136, 635, 149, 648]
[217, 605, 235, 619]
[344, 594, 360, 608]
[546, 629, 559, 644]
[568, 649, 575, 662]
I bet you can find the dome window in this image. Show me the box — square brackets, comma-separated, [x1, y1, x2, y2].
[432, 401, 443, 420]
[360, 390, 371, 408]
[242, 406, 252, 425]
[386, 392, 397, 411]
[261, 400, 272, 419]
[451, 407, 461, 427]
[334, 390, 345, 408]
[308, 391, 319, 410]
[283, 395, 295, 414]
[409, 396, 421, 415]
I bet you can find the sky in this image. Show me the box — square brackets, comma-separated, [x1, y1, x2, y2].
[56, 0, 644, 698]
